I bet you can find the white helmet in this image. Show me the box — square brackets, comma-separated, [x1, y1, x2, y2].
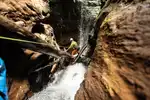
[70, 38, 73, 41]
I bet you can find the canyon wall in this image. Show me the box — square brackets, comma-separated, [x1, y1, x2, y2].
[0, 0, 53, 99]
[76, 1, 150, 100]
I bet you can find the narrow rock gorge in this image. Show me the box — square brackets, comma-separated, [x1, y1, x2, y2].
[0, 0, 150, 100]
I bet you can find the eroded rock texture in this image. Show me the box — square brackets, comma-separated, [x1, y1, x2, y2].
[0, 0, 59, 99]
[0, 0, 49, 22]
[76, 3, 150, 100]
[8, 80, 30, 100]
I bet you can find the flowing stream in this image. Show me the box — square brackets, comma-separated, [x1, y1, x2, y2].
[29, 63, 86, 100]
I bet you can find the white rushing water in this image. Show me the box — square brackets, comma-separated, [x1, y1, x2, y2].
[29, 63, 86, 100]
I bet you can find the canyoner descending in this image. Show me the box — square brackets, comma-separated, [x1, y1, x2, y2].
[28, 28, 89, 100]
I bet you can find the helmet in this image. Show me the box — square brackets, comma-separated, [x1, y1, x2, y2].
[70, 38, 73, 41]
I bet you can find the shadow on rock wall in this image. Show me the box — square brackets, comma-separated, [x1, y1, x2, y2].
[48, 0, 81, 45]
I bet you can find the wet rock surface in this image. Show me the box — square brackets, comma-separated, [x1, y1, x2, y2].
[0, 0, 49, 22]
[8, 80, 30, 100]
[76, 2, 150, 100]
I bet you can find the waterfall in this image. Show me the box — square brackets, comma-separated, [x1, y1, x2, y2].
[29, 63, 86, 100]
[78, 0, 101, 55]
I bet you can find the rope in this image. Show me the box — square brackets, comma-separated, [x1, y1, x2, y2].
[72, 43, 88, 64]
[0, 35, 47, 45]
